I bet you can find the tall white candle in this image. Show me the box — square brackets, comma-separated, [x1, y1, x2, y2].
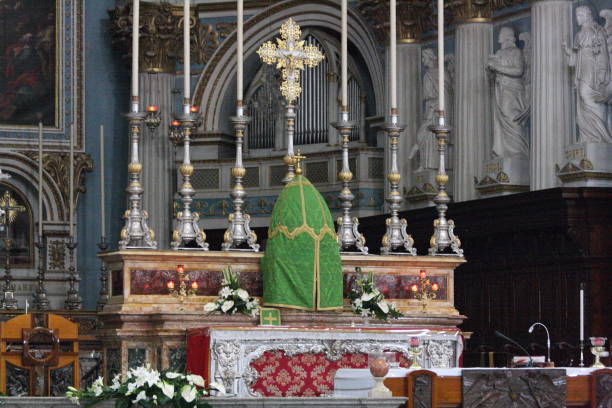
[437, 0, 445, 113]
[131, 0, 139, 99]
[390, 0, 397, 110]
[100, 125, 105, 239]
[184, 0, 190, 101]
[341, 0, 348, 110]
[237, 0, 244, 102]
[579, 284, 584, 341]
[38, 122, 43, 238]
[69, 124, 74, 239]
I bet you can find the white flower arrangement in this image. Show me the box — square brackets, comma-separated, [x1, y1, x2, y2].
[65, 364, 225, 408]
[204, 266, 259, 317]
[348, 267, 403, 321]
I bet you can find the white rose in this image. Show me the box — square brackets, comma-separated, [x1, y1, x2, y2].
[186, 374, 205, 387]
[221, 300, 234, 313]
[378, 301, 389, 314]
[204, 302, 218, 312]
[361, 292, 375, 302]
[181, 385, 197, 403]
[236, 289, 249, 301]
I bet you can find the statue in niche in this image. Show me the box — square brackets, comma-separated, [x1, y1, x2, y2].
[563, 6, 611, 144]
[599, 9, 612, 133]
[486, 27, 529, 158]
[518, 32, 531, 124]
[410, 48, 453, 171]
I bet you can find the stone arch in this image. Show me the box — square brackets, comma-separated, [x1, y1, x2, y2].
[193, 0, 384, 132]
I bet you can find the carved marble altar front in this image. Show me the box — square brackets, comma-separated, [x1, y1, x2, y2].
[200, 327, 463, 397]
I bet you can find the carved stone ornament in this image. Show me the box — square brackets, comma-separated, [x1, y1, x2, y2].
[355, 0, 433, 43]
[207, 329, 462, 397]
[22, 151, 93, 217]
[109, 2, 220, 73]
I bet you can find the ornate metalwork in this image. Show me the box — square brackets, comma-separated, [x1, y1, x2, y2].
[118, 109, 157, 250]
[64, 237, 82, 310]
[144, 107, 161, 132]
[380, 115, 417, 255]
[222, 106, 259, 252]
[109, 2, 220, 74]
[96, 238, 109, 311]
[333, 112, 368, 254]
[428, 114, 463, 257]
[257, 18, 324, 104]
[33, 238, 50, 310]
[0, 191, 24, 310]
[171, 108, 208, 250]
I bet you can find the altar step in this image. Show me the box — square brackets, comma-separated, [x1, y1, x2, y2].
[0, 397, 407, 408]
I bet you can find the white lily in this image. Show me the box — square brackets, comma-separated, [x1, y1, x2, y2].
[219, 287, 232, 299]
[181, 385, 197, 403]
[156, 381, 175, 399]
[132, 390, 147, 404]
[361, 292, 375, 302]
[378, 301, 389, 314]
[186, 374, 205, 387]
[166, 372, 184, 379]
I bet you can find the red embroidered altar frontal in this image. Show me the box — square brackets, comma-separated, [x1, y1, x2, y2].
[186, 326, 463, 397]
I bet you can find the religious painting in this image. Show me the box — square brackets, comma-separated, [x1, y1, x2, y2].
[0, 183, 33, 267]
[0, 0, 57, 126]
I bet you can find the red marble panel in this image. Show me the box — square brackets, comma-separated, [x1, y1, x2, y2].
[129, 269, 263, 296]
[343, 273, 448, 300]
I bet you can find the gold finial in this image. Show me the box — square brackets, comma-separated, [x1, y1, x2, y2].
[293, 150, 306, 175]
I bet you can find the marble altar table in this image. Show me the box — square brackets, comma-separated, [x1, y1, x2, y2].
[187, 326, 463, 397]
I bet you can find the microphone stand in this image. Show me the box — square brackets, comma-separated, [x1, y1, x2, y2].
[495, 330, 533, 367]
[528, 322, 551, 363]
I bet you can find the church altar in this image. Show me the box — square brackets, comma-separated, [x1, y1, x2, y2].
[97, 250, 465, 380]
[186, 326, 463, 397]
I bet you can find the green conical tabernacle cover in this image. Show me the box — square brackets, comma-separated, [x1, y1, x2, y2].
[262, 175, 343, 311]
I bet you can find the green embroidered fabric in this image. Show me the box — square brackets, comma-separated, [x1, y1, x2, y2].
[262, 175, 343, 311]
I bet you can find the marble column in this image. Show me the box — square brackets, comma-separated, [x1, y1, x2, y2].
[453, 22, 493, 202]
[140, 72, 175, 249]
[397, 42, 421, 206]
[530, 0, 573, 190]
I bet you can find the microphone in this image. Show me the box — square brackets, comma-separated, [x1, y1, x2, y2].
[494, 330, 533, 367]
[528, 322, 551, 363]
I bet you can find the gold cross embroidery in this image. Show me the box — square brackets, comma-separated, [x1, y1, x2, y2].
[261, 310, 280, 325]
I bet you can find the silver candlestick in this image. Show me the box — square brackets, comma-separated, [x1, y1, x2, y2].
[282, 104, 297, 184]
[171, 104, 208, 250]
[428, 112, 463, 256]
[380, 112, 417, 255]
[333, 111, 368, 254]
[222, 103, 259, 252]
[33, 236, 50, 310]
[64, 237, 82, 310]
[97, 237, 109, 311]
[118, 99, 157, 250]
[2, 238, 17, 309]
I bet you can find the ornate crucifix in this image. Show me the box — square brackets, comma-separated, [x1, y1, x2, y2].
[0, 190, 25, 309]
[257, 18, 324, 182]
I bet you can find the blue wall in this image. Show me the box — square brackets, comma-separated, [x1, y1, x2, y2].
[78, 0, 129, 309]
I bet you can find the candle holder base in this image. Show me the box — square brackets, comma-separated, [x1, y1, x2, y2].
[97, 239, 109, 311]
[64, 239, 82, 311]
[409, 345, 423, 369]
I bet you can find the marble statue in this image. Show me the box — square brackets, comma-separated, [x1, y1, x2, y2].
[600, 9, 612, 133]
[486, 27, 529, 158]
[518, 32, 532, 125]
[563, 6, 611, 144]
[410, 48, 453, 170]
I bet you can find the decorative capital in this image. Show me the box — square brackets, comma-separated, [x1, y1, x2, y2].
[109, 2, 220, 74]
[355, 0, 433, 44]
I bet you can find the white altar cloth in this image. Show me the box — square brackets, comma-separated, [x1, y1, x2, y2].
[333, 367, 602, 397]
